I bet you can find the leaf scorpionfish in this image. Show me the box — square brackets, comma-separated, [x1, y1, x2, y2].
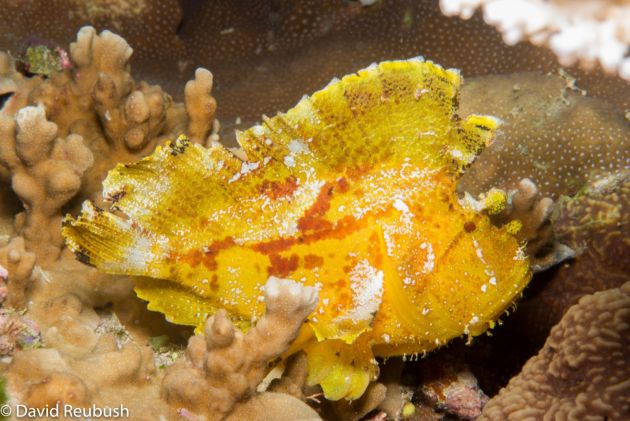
[63, 58, 531, 400]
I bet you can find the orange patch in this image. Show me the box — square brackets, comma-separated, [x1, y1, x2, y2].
[304, 254, 324, 269]
[298, 182, 334, 232]
[210, 274, 219, 292]
[268, 254, 300, 277]
[173, 236, 236, 271]
[260, 176, 299, 200]
[252, 237, 298, 254]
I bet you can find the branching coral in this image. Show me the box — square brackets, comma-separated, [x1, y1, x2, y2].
[185, 68, 217, 145]
[480, 282, 630, 420]
[162, 277, 318, 420]
[440, 0, 630, 80]
[500, 179, 553, 247]
[268, 352, 311, 400]
[0, 26, 218, 263]
[0, 24, 216, 185]
[71, 27, 174, 159]
[490, 178, 575, 272]
[0, 237, 37, 308]
[0, 105, 93, 264]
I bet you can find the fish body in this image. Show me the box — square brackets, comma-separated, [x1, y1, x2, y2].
[63, 59, 531, 399]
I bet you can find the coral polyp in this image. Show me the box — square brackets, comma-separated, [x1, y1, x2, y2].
[63, 59, 531, 400]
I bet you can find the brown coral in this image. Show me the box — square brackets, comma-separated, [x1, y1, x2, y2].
[458, 72, 629, 200]
[0, 106, 93, 264]
[514, 170, 630, 343]
[162, 276, 318, 420]
[6, 292, 157, 415]
[0, 236, 37, 307]
[440, 0, 630, 80]
[185, 67, 218, 145]
[488, 177, 575, 272]
[480, 282, 630, 420]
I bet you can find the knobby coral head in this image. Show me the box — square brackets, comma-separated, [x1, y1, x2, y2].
[62, 58, 531, 400]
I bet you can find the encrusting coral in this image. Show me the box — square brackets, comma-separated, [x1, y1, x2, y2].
[63, 58, 532, 400]
[458, 71, 629, 200]
[162, 276, 319, 420]
[440, 0, 630, 80]
[6, 291, 158, 414]
[479, 282, 630, 420]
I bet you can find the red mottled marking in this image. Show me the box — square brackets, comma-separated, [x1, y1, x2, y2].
[251, 178, 368, 256]
[260, 176, 299, 200]
[304, 254, 324, 269]
[268, 254, 300, 277]
[172, 176, 386, 282]
[250, 214, 366, 258]
[252, 237, 298, 254]
[203, 237, 235, 270]
[464, 221, 476, 233]
[172, 237, 236, 270]
[172, 249, 202, 267]
[201, 237, 236, 270]
[210, 274, 219, 292]
[345, 165, 373, 179]
[337, 177, 349, 193]
[368, 232, 383, 267]
[337, 291, 351, 309]
[297, 182, 334, 232]
[334, 279, 348, 289]
[304, 214, 362, 243]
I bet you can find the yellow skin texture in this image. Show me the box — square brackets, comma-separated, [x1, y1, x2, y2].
[63, 59, 531, 400]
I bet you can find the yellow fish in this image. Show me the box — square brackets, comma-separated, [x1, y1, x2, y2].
[63, 59, 531, 400]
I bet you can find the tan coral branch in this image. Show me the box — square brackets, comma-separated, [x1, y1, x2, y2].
[0, 236, 37, 308]
[162, 276, 318, 420]
[0, 105, 93, 264]
[185, 67, 217, 144]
